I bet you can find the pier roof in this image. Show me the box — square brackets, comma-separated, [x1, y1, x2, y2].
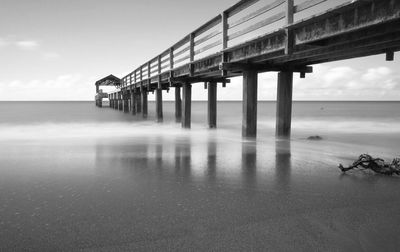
[95, 75, 121, 87]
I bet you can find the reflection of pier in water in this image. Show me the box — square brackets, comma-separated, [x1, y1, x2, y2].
[94, 137, 293, 191]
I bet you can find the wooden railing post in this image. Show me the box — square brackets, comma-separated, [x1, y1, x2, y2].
[140, 66, 143, 92]
[285, 0, 294, 55]
[222, 12, 228, 49]
[169, 47, 174, 70]
[189, 33, 195, 62]
[158, 55, 162, 89]
[221, 12, 228, 76]
[189, 33, 195, 76]
[134, 71, 137, 87]
[147, 62, 151, 80]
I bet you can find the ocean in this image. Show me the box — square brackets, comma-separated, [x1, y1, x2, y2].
[1, 101, 400, 251]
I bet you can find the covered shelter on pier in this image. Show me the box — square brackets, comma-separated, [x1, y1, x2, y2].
[95, 75, 121, 107]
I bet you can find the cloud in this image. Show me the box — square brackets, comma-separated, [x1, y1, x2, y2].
[15, 40, 39, 50]
[0, 74, 97, 101]
[42, 52, 60, 60]
[361, 67, 392, 82]
[0, 37, 9, 47]
[292, 65, 400, 100]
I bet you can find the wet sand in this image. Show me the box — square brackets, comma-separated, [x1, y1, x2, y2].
[1, 131, 400, 251]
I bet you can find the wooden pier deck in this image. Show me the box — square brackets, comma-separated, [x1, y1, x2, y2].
[95, 0, 400, 138]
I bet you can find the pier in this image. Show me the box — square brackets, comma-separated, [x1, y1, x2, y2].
[95, 0, 399, 138]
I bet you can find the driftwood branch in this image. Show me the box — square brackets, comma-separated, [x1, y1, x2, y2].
[339, 154, 400, 176]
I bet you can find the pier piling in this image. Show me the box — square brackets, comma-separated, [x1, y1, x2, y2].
[208, 82, 217, 129]
[131, 92, 136, 115]
[114, 94, 118, 110]
[156, 88, 163, 122]
[175, 87, 182, 123]
[242, 70, 258, 138]
[276, 71, 293, 138]
[123, 94, 129, 113]
[182, 83, 192, 128]
[118, 92, 123, 111]
[136, 93, 142, 114]
[141, 90, 148, 118]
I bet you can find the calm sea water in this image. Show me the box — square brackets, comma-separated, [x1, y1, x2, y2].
[1, 101, 400, 251]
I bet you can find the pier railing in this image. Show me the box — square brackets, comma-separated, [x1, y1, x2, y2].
[119, 0, 354, 89]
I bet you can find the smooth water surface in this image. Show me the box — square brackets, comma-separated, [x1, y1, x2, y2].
[1, 101, 400, 251]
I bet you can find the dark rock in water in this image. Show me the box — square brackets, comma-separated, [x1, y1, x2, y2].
[307, 135, 323, 140]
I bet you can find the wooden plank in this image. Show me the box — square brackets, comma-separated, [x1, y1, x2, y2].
[229, 0, 285, 29]
[175, 55, 190, 65]
[194, 15, 222, 37]
[160, 49, 170, 58]
[228, 11, 285, 40]
[194, 40, 222, 55]
[174, 45, 190, 58]
[173, 35, 190, 51]
[294, 0, 327, 13]
[160, 57, 169, 65]
[226, 0, 260, 18]
[195, 30, 221, 47]
[150, 69, 159, 75]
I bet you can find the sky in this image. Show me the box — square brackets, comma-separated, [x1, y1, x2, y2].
[0, 0, 399, 101]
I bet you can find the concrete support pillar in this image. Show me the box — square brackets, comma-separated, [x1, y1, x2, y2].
[123, 95, 129, 113]
[118, 93, 123, 111]
[131, 92, 136, 115]
[136, 93, 142, 113]
[276, 71, 293, 138]
[141, 91, 148, 118]
[175, 87, 182, 123]
[182, 83, 192, 129]
[208, 82, 217, 129]
[114, 94, 118, 110]
[156, 88, 163, 122]
[242, 70, 258, 138]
